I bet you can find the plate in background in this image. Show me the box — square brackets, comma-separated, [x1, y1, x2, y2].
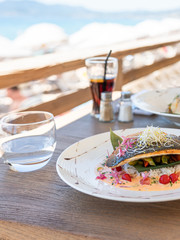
[132, 87, 180, 126]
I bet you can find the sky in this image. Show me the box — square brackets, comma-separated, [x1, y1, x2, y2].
[1, 0, 180, 12]
[33, 0, 180, 12]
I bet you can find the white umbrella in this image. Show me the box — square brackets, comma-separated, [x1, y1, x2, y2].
[0, 35, 31, 59]
[0, 35, 12, 47]
[69, 22, 135, 48]
[134, 20, 162, 38]
[160, 18, 180, 34]
[13, 23, 68, 52]
[134, 18, 180, 38]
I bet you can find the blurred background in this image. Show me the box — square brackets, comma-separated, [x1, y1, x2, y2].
[0, 0, 180, 113]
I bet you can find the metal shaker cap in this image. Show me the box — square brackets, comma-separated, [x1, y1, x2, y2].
[101, 92, 112, 101]
[121, 91, 132, 100]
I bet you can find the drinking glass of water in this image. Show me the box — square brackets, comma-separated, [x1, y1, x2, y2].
[0, 111, 56, 172]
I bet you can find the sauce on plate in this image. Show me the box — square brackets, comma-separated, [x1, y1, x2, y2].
[96, 163, 180, 191]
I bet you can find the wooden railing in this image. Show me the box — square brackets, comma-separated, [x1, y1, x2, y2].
[0, 33, 180, 116]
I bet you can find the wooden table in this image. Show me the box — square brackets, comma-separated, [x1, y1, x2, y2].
[0, 111, 180, 240]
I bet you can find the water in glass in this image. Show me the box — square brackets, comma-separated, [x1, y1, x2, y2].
[0, 111, 56, 172]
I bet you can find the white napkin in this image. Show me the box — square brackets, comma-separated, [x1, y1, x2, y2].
[133, 106, 154, 116]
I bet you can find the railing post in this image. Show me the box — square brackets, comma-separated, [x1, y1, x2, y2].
[114, 58, 123, 91]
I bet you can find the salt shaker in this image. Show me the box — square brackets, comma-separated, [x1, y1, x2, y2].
[99, 92, 114, 122]
[118, 91, 133, 122]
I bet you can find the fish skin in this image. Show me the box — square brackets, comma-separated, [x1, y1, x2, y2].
[106, 135, 180, 168]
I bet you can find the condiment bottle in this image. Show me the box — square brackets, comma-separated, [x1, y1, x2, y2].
[118, 91, 133, 122]
[99, 92, 114, 122]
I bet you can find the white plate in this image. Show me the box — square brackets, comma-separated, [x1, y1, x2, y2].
[56, 128, 180, 203]
[131, 87, 180, 126]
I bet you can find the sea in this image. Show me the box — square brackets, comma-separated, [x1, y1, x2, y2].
[0, 16, 142, 40]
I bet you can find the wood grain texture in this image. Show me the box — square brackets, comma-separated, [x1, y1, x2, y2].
[0, 112, 180, 240]
[0, 34, 180, 88]
[123, 54, 180, 84]
[114, 58, 123, 91]
[0, 220, 100, 240]
[21, 87, 92, 116]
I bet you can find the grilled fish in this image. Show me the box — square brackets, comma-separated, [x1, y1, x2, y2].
[106, 134, 180, 168]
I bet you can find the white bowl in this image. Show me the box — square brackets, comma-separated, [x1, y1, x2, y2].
[132, 87, 180, 126]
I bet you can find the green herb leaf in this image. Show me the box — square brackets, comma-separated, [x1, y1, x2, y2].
[110, 128, 123, 150]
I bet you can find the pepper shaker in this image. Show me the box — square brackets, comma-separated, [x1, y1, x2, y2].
[118, 91, 133, 122]
[99, 92, 114, 122]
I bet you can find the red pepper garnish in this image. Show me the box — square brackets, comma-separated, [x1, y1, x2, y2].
[175, 155, 180, 161]
[144, 160, 149, 167]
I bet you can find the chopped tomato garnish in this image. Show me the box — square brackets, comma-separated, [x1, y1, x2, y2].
[112, 166, 122, 172]
[115, 166, 122, 172]
[159, 175, 170, 184]
[122, 173, 131, 182]
[96, 174, 107, 180]
[140, 174, 151, 185]
[140, 178, 150, 185]
[169, 173, 179, 183]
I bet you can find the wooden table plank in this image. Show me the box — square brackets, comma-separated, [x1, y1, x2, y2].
[0, 112, 180, 240]
[0, 220, 100, 240]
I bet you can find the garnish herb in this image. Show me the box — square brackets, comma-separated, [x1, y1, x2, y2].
[110, 128, 123, 150]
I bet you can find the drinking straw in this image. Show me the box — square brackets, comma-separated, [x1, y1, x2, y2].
[103, 50, 112, 92]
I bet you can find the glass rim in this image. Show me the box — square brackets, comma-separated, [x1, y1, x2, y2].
[85, 57, 118, 64]
[1, 111, 54, 126]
